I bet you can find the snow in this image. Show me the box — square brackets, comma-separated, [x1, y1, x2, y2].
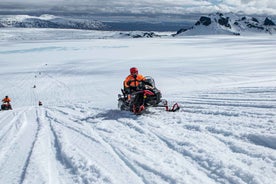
[0, 29, 276, 184]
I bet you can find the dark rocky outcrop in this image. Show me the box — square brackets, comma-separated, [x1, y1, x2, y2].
[120, 32, 160, 38]
[195, 16, 212, 26]
[264, 17, 275, 26]
[176, 28, 188, 35]
[218, 16, 231, 28]
[246, 23, 265, 30]
[251, 17, 259, 23]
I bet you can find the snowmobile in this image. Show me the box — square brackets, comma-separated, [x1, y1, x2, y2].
[118, 76, 180, 115]
[1, 102, 12, 111]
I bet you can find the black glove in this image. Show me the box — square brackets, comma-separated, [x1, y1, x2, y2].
[124, 87, 131, 94]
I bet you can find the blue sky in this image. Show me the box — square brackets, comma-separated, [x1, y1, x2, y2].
[0, 0, 276, 15]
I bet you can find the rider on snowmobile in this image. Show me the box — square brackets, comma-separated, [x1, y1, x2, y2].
[124, 67, 146, 96]
[119, 68, 179, 114]
[1, 95, 12, 110]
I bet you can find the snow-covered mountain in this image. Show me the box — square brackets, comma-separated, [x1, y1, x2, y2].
[0, 14, 107, 30]
[0, 14, 165, 38]
[174, 12, 276, 36]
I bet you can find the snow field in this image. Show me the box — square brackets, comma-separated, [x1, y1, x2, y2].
[0, 30, 276, 184]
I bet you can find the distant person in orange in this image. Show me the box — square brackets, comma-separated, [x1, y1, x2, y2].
[2, 96, 11, 104]
[124, 67, 145, 95]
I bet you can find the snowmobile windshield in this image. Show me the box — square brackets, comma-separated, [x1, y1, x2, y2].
[144, 76, 156, 88]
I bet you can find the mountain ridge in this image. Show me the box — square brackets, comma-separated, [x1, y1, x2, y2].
[174, 12, 276, 36]
[1, 13, 276, 36]
[0, 14, 106, 30]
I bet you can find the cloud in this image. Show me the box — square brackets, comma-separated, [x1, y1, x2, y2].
[0, 0, 276, 15]
[223, 0, 276, 14]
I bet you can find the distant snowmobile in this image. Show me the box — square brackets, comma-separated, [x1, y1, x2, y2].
[1, 102, 12, 111]
[38, 101, 43, 106]
[118, 76, 179, 115]
[1, 96, 12, 111]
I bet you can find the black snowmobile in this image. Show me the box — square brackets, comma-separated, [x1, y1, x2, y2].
[118, 76, 179, 115]
[1, 102, 12, 111]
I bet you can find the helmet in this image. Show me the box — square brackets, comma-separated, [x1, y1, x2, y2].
[130, 67, 138, 75]
[5, 96, 8, 98]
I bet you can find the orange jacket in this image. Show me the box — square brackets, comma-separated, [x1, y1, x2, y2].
[2, 97, 11, 103]
[124, 74, 145, 89]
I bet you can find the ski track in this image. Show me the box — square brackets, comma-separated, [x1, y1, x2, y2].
[0, 108, 40, 184]
[19, 109, 41, 184]
[81, 112, 219, 183]
[86, 85, 275, 184]
[0, 82, 275, 184]
[43, 107, 144, 184]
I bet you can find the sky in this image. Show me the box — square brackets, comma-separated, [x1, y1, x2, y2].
[0, 0, 276, 15]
